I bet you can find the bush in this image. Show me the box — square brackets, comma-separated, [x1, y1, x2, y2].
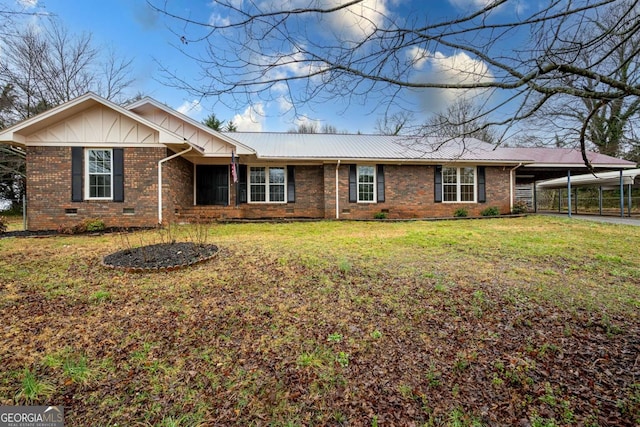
[374, 211, 388, 219]
[480, 206, 500, 217]
[0, 217, 7, 234]
[453, 208, 468, 217]
[85, 218, 106, 232]
[59, 218, 106, 234]
[511, 200, 529, 214]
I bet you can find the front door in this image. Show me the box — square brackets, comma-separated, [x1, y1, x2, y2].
[196, 165, 229, 205]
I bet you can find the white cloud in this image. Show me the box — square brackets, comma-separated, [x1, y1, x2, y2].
[321, 0, 390, 41]
[412, 50, 494, 112]
[293, 115, 322, 131]
[447, 0, 497, 9]
[176, 100, 203, 117]
[18, 0, 38, 8]
[406, 46, 429, 70]
[232, 103, 265, 131]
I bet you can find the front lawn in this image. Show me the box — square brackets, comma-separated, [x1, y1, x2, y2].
[0, 216, 639, 426]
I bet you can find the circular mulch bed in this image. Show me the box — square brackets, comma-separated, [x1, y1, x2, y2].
[102, 242, 219, 272]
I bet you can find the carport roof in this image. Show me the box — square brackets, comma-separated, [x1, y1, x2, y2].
[536, 168, 640, 189]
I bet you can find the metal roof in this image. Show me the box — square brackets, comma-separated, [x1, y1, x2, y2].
[536, 168, 640, 189]
[502, 147, 635, 168]
[225, 132, 530, 163]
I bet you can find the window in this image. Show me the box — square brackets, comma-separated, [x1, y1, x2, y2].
[442, 166, 476, 202]
[249, 166, 286, 202]
[357, 165, 375, 202]
[86, 149, 112, 199]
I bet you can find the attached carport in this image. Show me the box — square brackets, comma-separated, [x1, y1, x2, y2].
[536, 168, 640, 218]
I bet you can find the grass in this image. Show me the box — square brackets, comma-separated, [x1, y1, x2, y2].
[0, 216, 639, 425]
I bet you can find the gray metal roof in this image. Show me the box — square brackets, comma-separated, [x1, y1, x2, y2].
[225, 132, 529, 163]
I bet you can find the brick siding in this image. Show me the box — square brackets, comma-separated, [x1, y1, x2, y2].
[26, 148, 513, 230]
[26, 146, 166, 231]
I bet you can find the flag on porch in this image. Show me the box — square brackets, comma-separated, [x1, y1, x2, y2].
[231, 150, 238, 183]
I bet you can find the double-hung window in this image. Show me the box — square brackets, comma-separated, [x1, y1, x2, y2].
[442, 166, 476, 202]
[357, 165, 375, 202]
[86, 149, 113, 199]
[249, 166, 286, 202]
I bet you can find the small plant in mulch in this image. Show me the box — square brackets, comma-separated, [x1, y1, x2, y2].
[453, 207, 468, 217]
[512, 200, 529, 214]
[480, 206, 500, 216]
[103, 221, 219, 272]
[102, 242, 219, 272]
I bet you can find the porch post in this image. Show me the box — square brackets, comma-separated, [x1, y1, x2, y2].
[567, 170, 572, 218]
[628, 183, 632, 217]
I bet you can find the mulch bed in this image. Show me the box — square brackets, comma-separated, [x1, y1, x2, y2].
[0, 227, 153, 239]
[102, 242, 219, 272]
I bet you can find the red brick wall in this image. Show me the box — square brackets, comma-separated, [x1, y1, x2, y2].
[26, 148, 513, 230]
[26, 146, 166, 231]
[162, 153, 193, 224]
[237, 165, 325, 219]
[325, 164, 512, 220]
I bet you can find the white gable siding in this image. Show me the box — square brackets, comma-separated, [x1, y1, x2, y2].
[135, 105, 235, 156]
[27, 105, 159, 144]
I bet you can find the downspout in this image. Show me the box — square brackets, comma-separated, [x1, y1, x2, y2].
[335, 160, 341, 219]
[158, 146, 193, 225]
[509, 162, 523, 213]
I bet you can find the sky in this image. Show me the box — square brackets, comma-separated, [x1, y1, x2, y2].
[11, 0, 530, 133]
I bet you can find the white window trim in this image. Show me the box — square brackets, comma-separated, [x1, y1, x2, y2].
[357, 165, 377, 203]
[85, 148, 113, 200]
[442, 166, 477, 203]
[248, 165, 287, 204]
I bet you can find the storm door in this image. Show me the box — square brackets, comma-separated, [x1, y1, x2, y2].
[196, 165, 229, 205]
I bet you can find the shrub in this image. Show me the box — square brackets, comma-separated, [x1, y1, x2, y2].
[480, 206, 500, 217]
[84, 218, 106, 232]
[0, 216, 7, 234]
[374, 211, 388, 219]
[59, 218, 106, 234]
[453, 208, 468, 217]
[511, 200, 529, 214]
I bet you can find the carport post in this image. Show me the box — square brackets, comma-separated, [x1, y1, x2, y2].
[620, 170, 624, 218]
[628, 184, 632, 217]
[598, 187, 602, 216]
[567, 170, 572, 218]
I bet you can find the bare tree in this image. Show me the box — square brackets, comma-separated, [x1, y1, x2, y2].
[424, 99, 497, 144]
[375, 111, 414, 135]
[0, 16, 135, 210]
[148, 0, 640, 163]
[0, 18, 135, 122]
[528, 0, 640, 159]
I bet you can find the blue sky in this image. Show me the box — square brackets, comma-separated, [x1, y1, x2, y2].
[19, 0, 528, 133]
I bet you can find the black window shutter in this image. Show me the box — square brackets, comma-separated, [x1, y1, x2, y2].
[348, 164, 357, 203]
[287, 165, 296, 203]
[71, 147, 83, 202]
[237, 164, 247, 205]
[477, 166, 486, 203]
[113, 148, 124, 202]
[376, 164, 385, 203]
[434, 165, 442, 203]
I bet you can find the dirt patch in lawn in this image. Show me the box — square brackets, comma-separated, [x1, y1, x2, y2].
[102, 242, 219, 271]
